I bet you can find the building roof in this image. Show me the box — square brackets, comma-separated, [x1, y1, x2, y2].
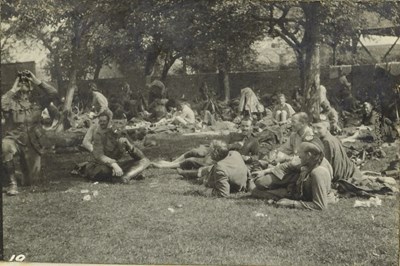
[359, 26, 400, 37]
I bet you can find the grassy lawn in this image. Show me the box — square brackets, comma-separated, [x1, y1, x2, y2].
[3, 134, 399, 265]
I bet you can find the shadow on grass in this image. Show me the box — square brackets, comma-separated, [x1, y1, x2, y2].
[182, 190, 209, 197]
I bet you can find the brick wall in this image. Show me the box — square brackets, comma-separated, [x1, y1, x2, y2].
[85, 65, 399, 107]
[3, 62, 399, 112]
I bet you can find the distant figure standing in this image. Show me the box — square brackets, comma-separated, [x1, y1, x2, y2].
[338, 67, 352, 93]
[332, 67, 354, 116]
[320, 101, 341, 135]
[89, 83, 112, 118]
[148, 80, 166, 106]
[81, 82, 113, 152]
[199, 81, 219, 125]
[238, 87, 264, 119]
[199, 81, 210, 101]
[121, 82, 134, 100]
[319, 84, 329, 107]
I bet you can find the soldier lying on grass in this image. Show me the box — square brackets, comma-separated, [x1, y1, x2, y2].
[203, 140, 248, 197]
[151, 119, 259, 177]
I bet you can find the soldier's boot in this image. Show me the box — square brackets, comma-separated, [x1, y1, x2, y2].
[121, 159, 150, 184]
[4, 161, 18, 196]
[246, 178, 256, 192]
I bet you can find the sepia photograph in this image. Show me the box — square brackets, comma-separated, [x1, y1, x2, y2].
[1, 0, 399, 265]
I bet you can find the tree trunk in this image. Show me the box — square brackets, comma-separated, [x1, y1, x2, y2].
[144, 46, 161, 85]
[93, 62, 102, 80]
[56, 21, 81, 131]
[63, 69, 77, 113]
[351, 34, 359, 64]
[300, 2, 322, 121]
[351, 34, 358, 54]
[218, 66, 230, 103]
[63, 23, 81, 114]
[42, 42, 64, 95]
[332, 45, 337, 65]
[55, 67, 76, 132]
[52, 53, 64, 93]
[161, 51, 178, 82]
[182, 55, 187, 74]
[303, 44, 321, 119]
[217, 49, 231, 103]
[296, 52, 306, 94]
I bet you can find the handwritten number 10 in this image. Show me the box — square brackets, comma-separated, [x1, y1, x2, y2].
[9, 254, 26, 262]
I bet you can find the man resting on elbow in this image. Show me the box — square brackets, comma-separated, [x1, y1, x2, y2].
[205, 140, 248, 197]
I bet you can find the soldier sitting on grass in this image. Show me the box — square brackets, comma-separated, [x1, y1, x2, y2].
[342, 102, 398, 143]
[313, 120, 398, 196]
[320, 101, 341, 135]
[272, 93, 296, 125]
[82, 112, 150, 183]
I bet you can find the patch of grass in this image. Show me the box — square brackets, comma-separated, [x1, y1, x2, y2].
[3, 135, 399, 265]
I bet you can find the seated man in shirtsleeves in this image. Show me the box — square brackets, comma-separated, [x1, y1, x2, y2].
[204, 140, 248, 197]
[152, 100, 196, 126]
[172, 101, 196, 126]
[272, 93, 296, 125]
[271, 112, 314, 163]
[83, 112, 150, 183]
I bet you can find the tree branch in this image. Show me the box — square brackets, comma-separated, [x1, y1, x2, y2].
[250, 4, 303, 48]
[277, 22, 302, 48]
[1, 35, 11, 50]
[251, 13, 298, 24]
[272, 28, 301, 54]
[31, 30, 54, 53]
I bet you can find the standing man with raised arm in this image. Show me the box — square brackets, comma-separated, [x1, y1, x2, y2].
[2, 70, 59, 195]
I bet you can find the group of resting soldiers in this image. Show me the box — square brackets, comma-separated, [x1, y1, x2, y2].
[2, 71, 398, 212]
[76, 110, 397, 211]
